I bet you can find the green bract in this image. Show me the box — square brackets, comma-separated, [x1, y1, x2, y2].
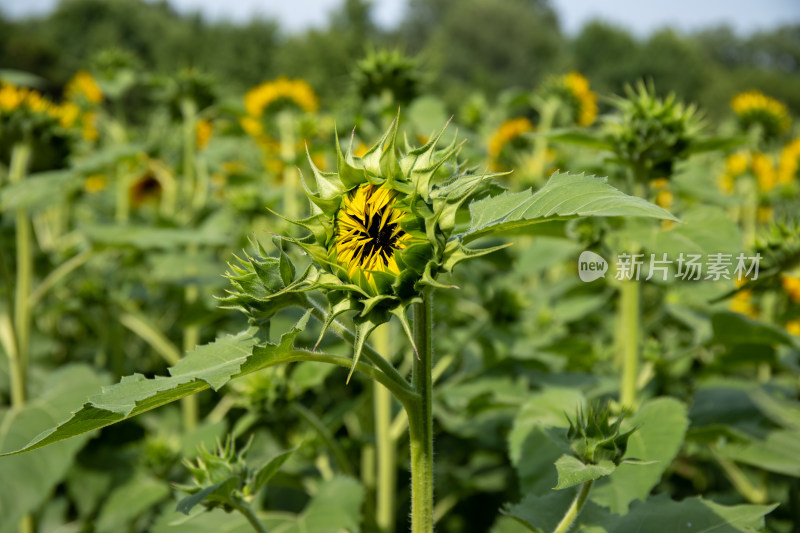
[566, 404, 636, 466]
[222, 117, 505, 377]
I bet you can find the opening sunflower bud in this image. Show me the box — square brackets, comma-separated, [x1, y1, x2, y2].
[334, 184, 411, 288]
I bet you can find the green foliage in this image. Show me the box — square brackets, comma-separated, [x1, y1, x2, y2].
[0, 366, 107, 533]
[463, 171, 677, 243]
[507, 493, 776, 533]
[0, 328, 268, 455]
[1, 4, 799, 532]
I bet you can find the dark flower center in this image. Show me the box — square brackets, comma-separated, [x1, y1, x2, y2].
[363, 213, 402, 266]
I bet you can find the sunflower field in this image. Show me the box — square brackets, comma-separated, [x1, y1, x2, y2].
[1, 1, 800, 532]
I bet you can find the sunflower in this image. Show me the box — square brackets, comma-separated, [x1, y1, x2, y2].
[335, 185, 412, 286]
[487, 117, 533, 170]
[1, 82, 80, 169]
[538, 71, 598, 128]
[778, 137, 800, 185]
[651, 178, 673, 209]
[782, 275, 800, 303]
[0, 82, 79, 128]
[243, 77, 318, 122]
[751, 152, 777, 192]
[717, 150, 779, 194]
[729, 289, 758, 319]
[488, 117, 532, 159]
[563, 71, 598, 126]
[195, 118, 213, 150]
[65, 70, 103, 105]
[731, 90, 790, 138]
[84, 174, 107, 193]
[129, 170, 163, 207]
[223, 118, 505, 371]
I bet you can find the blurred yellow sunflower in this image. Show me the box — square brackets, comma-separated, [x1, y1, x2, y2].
[750, 152, 777, 192]
[488, 117, 532, 168]
[65, 70, 103, 105]
[729, 289, 758, 319]
[0, 82, 79, 128]
[731, 90, 790, 138]
[563, 71, 598, 126]
[778, 137, 800, 185]
[244, 77, 318, 119]
[717, 150, 778, 194]
[195, 118, 213, 150]
[782, 275, 800, 303]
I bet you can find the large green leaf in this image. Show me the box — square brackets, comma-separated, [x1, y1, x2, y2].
[710, 312, 795, 347]
[589, 495, 776, 533]
[264, 476, 364, 533]
[508, 388, 586, 495]
[95, 474, 171, 533]
[716, 429, 800, 476]
[0, 365, 108, 533]
[504, 489, 579, 532]
[0, 170, 81, 211]
[652, 206, 742, 257]
[0, 320, 307, 456]
[590, 397, 688, 513]
[506, 493, 775, 533]
[461, 172, 677, 243]
[82, 223, 230, 250]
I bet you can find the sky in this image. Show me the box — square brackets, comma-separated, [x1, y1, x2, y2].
[1, 0, 799, 36]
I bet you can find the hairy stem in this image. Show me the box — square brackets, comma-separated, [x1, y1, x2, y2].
[530, 97, 558, 182]
[619, 278, 640, 409]
[553, 480, 594, 533]
[408, 288, 434, 532]
[180, 97, 198, 218]
[374, 324, 396, 533]
[9, 142, 32, 407]
[182, 282, 200, 432]
[714, 453, 767, 505]
[28, 249, 94, 307]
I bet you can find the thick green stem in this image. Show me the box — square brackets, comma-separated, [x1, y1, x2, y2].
[714, 453, 767, 504]
[530, 97, 558, 182]
[739, 177, 758, 251]
[553, 480, 594, 533]
[182, 283, 200, 432]
[374, 324, 396, 533]
[19, 514, 34, 533]
[180, 98, 198, 218]
[232, 500, 269, 533]
[619, 278, 640, 409]
[408, 289, 434, 533]
[28, 249, 94, 307]
[115, 166, 130, 223]
[9, 142, 32, 407]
